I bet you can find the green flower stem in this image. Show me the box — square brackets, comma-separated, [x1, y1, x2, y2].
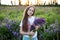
[29, 29, 37, 40]
[29, 35, 32, 40]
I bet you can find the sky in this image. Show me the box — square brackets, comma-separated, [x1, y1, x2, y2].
[1, 0, 19, 5]
[1, 0, 60, 5]
[58, 0, 60, 4]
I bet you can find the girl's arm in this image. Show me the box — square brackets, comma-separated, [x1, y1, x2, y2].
[20, 27, 34, 35]
[32, 25, 40, 32]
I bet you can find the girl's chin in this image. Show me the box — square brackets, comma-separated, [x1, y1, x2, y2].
[29, 15, 32, 16]
[28, 15, 32, 16]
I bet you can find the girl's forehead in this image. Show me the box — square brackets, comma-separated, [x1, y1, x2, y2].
[29, 7, 34, 10]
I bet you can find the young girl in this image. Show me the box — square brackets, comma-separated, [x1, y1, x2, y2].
[19, 6, 39, 40]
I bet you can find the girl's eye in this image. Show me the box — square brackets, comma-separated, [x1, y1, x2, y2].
[29, 9, 34, 12]
[29, 9, 31, 11]
[31, 10, 34, 12]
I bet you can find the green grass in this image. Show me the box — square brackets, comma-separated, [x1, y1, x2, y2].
[0, 6, 60, 24]
[0, 6, 60, 40]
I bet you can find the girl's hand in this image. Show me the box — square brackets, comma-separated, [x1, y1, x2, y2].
[29, 31, 34, 36]
[35, 25, 40, 30]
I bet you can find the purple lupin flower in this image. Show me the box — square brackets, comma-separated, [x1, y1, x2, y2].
[34, 18, 45, 26]
[12, 31, 19, 37]
[30, 25, 35, 31]
[6, 24, 11, 29]
[30, 18, 45, 31]
[5, 20, 20, 37]
[12, 31, 17, 35]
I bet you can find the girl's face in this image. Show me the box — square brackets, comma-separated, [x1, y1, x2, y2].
[27, 7, 34, 16]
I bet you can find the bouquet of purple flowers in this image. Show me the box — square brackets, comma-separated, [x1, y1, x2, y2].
[30, 18, 45, 32]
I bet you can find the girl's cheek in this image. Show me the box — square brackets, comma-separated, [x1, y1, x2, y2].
[31, 12, 33, 14]
[27, 11, 30, 15]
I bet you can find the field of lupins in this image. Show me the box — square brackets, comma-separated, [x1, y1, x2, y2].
[0, 6, 60, 40]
